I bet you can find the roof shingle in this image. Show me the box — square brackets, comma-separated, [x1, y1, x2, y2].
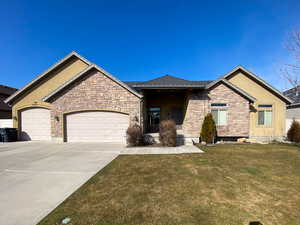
[124, 75, 212, 88]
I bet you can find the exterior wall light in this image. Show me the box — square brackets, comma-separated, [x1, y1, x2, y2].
[54, 116, 60, 122]
[13, 116, 17, 121]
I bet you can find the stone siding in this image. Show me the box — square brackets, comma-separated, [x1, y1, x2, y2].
[182, 83, 250, 138]
[182, 91, 209, 136]
[209, 83, 250, 137]
[50, 70, 141, 138]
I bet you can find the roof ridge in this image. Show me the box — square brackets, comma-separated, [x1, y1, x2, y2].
[147, 74, 189, 82]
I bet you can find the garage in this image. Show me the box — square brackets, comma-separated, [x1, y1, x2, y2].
[20, 107, 51, 141]
[65, 111, 129, 143]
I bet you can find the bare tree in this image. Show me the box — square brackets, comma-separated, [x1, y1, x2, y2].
[281, 30, 300, 88]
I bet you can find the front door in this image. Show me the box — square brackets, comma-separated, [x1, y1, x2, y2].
[148, 107, 160, 132]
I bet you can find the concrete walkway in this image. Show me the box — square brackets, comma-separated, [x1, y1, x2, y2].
[121, 145, 203, 155]
[0, 142, 121, 225]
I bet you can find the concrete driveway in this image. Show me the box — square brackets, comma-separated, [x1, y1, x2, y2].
[0, 142, 122, 225]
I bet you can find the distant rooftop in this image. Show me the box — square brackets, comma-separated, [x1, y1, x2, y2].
[124, 75, 212, 89]
[283, 86, 300, 104]
[0, 85, 18, 96]
[0, 85, 17, 111]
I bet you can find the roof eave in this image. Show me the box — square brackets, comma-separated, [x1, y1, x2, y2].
[4, 51, 92, 104]
[43, 65, 96, 102]
[206, 79, 256, 103]
[287, 102, 300, 108]
[93, 65, 143, 98]
[43, 64, 143, 102]
[223, 66, 293, 104]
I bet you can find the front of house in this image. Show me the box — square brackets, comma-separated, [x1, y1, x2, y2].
[5, 52, 292, 143]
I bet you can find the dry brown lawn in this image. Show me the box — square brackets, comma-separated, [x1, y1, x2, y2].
[38, 143, 300, 225]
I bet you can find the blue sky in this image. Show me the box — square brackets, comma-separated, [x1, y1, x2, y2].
[1, 0, 300, 90]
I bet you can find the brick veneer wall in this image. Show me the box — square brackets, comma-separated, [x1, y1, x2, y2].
[182, 83, 250, 137]
[209, 83, 250, 137]
[50, 70, 141, 138]
[182, 91, 209, 136]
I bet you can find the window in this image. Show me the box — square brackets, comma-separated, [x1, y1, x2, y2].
[148, 107, 160, 132]
[212, 109, 227, 125]
[258, 105, 272, 126]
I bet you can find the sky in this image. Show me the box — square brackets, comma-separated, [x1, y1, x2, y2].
[1, 0, 300, 91]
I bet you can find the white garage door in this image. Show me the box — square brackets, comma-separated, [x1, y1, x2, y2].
[20, 108, 51, 141]
[66, 111, 129, 143]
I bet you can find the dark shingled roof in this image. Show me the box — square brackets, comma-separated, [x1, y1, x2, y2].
[0, 85, 17, 96]
[0, 85, 17, 111]
[124, 75, 212, 88]
[283, 86, 300, 104]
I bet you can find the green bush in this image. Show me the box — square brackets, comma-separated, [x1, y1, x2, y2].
[287, 120, 300, 143]
[159, 120, 177, 147]
[126, 124, 144, 146]
[200, 113, 217, 144]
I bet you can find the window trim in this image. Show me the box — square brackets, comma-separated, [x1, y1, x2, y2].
[257, 104, 273, 127]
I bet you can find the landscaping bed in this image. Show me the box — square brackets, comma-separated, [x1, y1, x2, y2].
[38, 143, 300, 225]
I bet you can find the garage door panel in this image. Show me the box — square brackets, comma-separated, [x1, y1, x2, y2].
[66, 111, 129, 143]
[20, 108, 51, 141]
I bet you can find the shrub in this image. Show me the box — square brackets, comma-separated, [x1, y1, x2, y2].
[126, 124, 144, 146]
[287, 120, 300, 143]
[200, 113, 217, 144]
[159, 120, 177, 147]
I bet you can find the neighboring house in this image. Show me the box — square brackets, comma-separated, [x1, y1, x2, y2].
[0, 85, 17, 128]
[0, 85, 17, 119]
[4, 51, 292, 143]
[283, 85, 300, 132]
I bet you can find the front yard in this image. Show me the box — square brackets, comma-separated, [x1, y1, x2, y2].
[38, 144, 300, 225]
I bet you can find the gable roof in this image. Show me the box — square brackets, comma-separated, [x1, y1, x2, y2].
[221, 66, 293, 104]
[125, 75, 212, 88]
[4, 51, 92, 104]
[43, 64, 143, 102]
[206, 78, 256, 102]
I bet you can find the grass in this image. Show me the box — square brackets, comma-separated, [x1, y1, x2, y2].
[38, 143, 300, 225]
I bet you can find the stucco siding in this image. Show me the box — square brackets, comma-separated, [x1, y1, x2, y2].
[228, 72, 286, 138]
[12, 58, 89, 128]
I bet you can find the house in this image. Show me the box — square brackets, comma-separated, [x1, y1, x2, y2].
[4, 51, 292, 143]
[0, 85, 17, 119]
[283, 85, 300, 132]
